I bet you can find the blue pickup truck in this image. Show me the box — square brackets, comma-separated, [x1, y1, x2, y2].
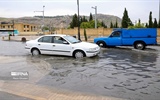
[94, 28, 157, 50]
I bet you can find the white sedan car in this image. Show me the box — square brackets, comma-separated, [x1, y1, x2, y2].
[25, 34, 100, 58]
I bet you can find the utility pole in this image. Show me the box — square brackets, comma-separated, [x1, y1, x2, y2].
[34, 5, 45, 34]
[77, 0, 81, 40]
[92, 6, 97, 29]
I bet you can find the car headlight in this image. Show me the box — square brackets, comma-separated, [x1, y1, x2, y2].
[89, 47, 97, 51]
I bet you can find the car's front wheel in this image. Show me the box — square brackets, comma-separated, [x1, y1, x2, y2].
[31, 49, 40, 56]
[73, 50, 85, 58]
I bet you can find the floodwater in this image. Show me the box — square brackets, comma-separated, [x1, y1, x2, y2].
[0, 40, 160, 100]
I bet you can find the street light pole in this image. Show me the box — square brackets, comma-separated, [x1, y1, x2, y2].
[34, 5, 45, 34]
[77, 0, 81, 40]
[92, 6, 97, 29]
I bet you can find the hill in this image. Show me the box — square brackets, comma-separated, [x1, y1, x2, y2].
[0, 14, 122, 28]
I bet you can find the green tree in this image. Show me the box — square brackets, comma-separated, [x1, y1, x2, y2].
[82, 16, 88, 22]
[97, 21, 103, 28]
[137, 19, 141, 26]
[42, 26, 49, 30]
[80, 22, 92, 28]
[121, 8, 133, 28]
[145, 23, 149, 28]
[128, 23, 145, 28]
[70, 14, 78, 28]
[128, 19, 145, 29]
[148, 11, 153, 28]
[114, 19, 118, 28]
[153, 18, 158, 28]
[89, 13, 93, 21]
[80, 20, 103, 28]
[110, 21, 113, 28]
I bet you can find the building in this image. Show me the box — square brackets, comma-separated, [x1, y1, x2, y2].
[0, 22, 41, 32]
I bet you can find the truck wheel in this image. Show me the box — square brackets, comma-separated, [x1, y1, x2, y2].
[134, 42, 145, 50]
[97, 41, 106, 48]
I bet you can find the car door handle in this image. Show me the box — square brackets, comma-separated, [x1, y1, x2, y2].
[38, 44, 41, 45]
[53, 45, 55, 47]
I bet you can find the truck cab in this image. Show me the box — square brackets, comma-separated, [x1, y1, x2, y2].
[94, 28, 157, 50]
[107, 31, 122, 46]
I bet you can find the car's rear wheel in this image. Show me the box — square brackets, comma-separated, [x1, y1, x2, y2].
[32, 49, 40, 56]
[97, 41, 106, 48]
[73, 50, 85, 58]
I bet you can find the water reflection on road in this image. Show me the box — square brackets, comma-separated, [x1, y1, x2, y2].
[36, 47, 160, 100]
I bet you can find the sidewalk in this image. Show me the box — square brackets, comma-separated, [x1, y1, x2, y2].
[1, 36, 160, 44]
[0, 81, 125, 100]
[1, 36, 94, 42]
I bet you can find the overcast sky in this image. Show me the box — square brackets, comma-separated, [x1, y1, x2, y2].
[0, 0, 159, 23]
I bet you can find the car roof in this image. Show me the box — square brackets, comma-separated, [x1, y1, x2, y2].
[43, 34, 68, 37]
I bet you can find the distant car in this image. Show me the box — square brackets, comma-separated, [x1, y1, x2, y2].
[25, 34, 100, 58]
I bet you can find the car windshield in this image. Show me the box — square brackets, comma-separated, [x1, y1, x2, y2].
[63, 36, 81, 44]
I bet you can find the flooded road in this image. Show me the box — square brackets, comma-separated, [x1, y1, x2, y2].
[0, 40, 160, 100]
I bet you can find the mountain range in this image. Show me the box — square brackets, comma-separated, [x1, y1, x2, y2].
[0, 14, 122, 28]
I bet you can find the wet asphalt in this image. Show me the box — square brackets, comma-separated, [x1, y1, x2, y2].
[0, 40, 160, 100]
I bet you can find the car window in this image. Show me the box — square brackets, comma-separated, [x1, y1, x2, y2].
[38, 37, 43, 42]
[53, 36, 67, 44]
[38, 36, 53, 43]
[63, 36, 80, 44]
[111, 31, 121, 37]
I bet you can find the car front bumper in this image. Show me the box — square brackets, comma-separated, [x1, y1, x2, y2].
[25, 47, 31, 53]
[86, 50, 100, 57]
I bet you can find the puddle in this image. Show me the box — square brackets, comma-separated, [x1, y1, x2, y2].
[1, 40, 160, 100]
